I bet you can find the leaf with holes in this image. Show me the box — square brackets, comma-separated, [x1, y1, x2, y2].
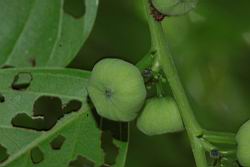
[0, 0, 98, 67]
[0, 68, 128, 167]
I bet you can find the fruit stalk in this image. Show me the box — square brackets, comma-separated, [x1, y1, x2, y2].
[142, 0, 207, 166]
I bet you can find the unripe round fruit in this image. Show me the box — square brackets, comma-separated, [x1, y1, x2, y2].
[136, 97, 184, 136]
[236, 120, 250, 167]
[151, 0, 198, 16]
[87, 58, 146, 122]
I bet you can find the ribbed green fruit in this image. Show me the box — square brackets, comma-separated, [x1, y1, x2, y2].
[236, 120, 250, 167]
[137, 97, 184, 136]
[87, 58, 146, 122]
[151, 0, 198, 16]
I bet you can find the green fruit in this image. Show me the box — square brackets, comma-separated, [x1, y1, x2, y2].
[136, 97, 184, 136]
[87, 58, 146, 122]
[152, 0, 198, 16]
[236, 120, 250, 167]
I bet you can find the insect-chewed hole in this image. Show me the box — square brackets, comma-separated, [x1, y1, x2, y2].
[30, 147, 44, 164]
[11, 96, 83, 131]
[101, 131, 119, 166]
[91, 108, 129, 142]
[63, 0, 85, 18]
[11, 113, 45, 131]
[11, 96, 63, 131]
[0, 144, 9, 163]
[50, 135, 66, 150]
[11, 72, 33, 91]
[33, 96, 63, 130]
[68, 155, 95, 167]
[63, 100, 82, 114]
[0, 93, 5, 103]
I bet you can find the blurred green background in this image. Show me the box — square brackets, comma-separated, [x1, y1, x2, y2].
[69, 0, 250, 166]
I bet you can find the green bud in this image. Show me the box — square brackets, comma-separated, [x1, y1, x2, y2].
[87, 58, 146, 122]
[236, 120, 250, 167]
[151, 0, 199, 16]
[137, 97, 184, 136]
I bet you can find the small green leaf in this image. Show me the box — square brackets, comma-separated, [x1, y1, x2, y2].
[0, 0, 98, 67]
[0, 68, 128, 167]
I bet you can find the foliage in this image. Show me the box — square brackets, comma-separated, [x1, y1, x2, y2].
[0, 0, 128, 167]
[1, 0, 250, 167]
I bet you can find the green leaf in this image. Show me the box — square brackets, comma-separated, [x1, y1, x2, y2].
[0, 68, 128, 167]
[0, 0, 98, 67]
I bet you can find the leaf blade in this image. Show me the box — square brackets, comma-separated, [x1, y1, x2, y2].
[0, 0, 98, 67]
[0, 68, 128, 167]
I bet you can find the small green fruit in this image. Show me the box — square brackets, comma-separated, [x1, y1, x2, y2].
[136, 97, 184, 136]
[87, 58, 146, 122]
[236, 120, 250, 167]
[152, 0, 198, 16]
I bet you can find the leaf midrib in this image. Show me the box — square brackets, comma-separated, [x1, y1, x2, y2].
[4, 0, 36, 64]
[0, 90, 85, 101]
[4, 0, 65, 66]
[46, 0, 64, 65]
